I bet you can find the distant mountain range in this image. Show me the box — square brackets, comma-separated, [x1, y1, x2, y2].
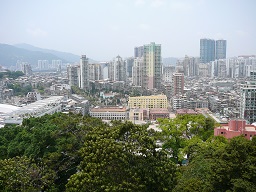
[0, 43, 96, 68]
[14, 43, 80, 63]
[0, 42, 177, 69]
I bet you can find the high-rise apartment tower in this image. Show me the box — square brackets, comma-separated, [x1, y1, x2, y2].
[172, 73, 184, 96]
[133, 42, 162, 90]
[200, 38, 227, 63]
[240, 71, 256, 124]
[200, 39, 215, 64]
[80, 55, 89, 90]
[108, 56, 127, 82]
[143, 42, 162, 90]
[67, 65, 80, 87]
[216, 40, 227, 60]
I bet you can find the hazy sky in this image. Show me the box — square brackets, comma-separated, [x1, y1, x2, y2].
[0, 0, 255, 61]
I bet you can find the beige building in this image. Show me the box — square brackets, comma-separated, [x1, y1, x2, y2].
[129, 108, 169, 121]
[89, 106, 128, 120]
[128, 95, 168, 109]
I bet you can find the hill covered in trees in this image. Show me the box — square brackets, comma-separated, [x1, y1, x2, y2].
[0, 113, 255, 191]
[0, 70, 24, 79]
[0, 44, 65, 67]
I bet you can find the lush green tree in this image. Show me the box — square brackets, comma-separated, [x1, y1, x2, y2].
[4, 112, 250, 192]
[158, 114, 216, 164]
[7, 83, 33, 96]
[71, 86, 85, 95]
[159, 117, 186, 165]
[37, 84, 45, 94]
[210, 136, 256, 191]
[66, 121, 177, 192]
[0, 113, 106, 191]
[0, 70, 24, 79]
[0, 156, 56, 192]
[174, 136, 256, 192]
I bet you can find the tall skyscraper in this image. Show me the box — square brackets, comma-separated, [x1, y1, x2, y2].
[172, 73, 184, 96]
[88, 64, 103, 80]
[108, 56, 127, 82]
[216, 40, 227, 60]
[200, 38, 227, 64]
[200, 39, 215, 64]
[163, 66, 176, 82]
[67, 64, 80, 87]
[132, 57, 143, 86]
[21, 62, 32, 76]
[182, 56, 199, 76]
[133, 42, 162, 90]
[210, 59, 227, 78]
[51, 60, 62, 69]
[142, 42, 162, 90]
[38, 60, 49, 70]
[80, 55, 89, 90]
[134, 46, 144, 58]
[125, 57, 134, 78]
[240, 71, 256, 124]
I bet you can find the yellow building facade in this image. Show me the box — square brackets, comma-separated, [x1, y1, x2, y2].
[128, 95, 168, 109]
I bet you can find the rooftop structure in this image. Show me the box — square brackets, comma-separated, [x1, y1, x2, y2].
[4, 96, 64, 124]
[0, 104, 20, 127]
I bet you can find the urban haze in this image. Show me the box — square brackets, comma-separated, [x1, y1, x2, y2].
[0, 0, 256, 191]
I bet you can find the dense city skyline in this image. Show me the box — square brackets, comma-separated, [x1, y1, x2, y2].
[0, 0, 255, 60]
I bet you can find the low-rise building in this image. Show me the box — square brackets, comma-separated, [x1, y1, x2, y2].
[149, 108, 170, 120]
[70, 94, 90, 115]
[4, 96, 64, 124]
[214, 119, 256, 140]
[100, 92, 115, 99]
[129, 108, 170, 121]
[89, 106, 128, 120]
[26, 92, 41, 103]
[129, 108, 149, 121]
[0, 104, 20, 127]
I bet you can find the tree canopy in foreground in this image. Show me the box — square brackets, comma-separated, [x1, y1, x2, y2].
[0, 113, 255, 191]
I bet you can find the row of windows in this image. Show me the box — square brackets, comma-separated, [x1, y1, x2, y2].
[96, 117, 126, 120]
[129, 99, 167, 101]
[129, 101, 167, 103]
[91, 113, 126, 116]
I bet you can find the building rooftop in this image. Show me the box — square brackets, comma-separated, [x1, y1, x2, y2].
[0, 104, 20, 114]
[6, 96, 64, 118]
[176, 109, 197, 115]
[0, 104, 20, 128]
